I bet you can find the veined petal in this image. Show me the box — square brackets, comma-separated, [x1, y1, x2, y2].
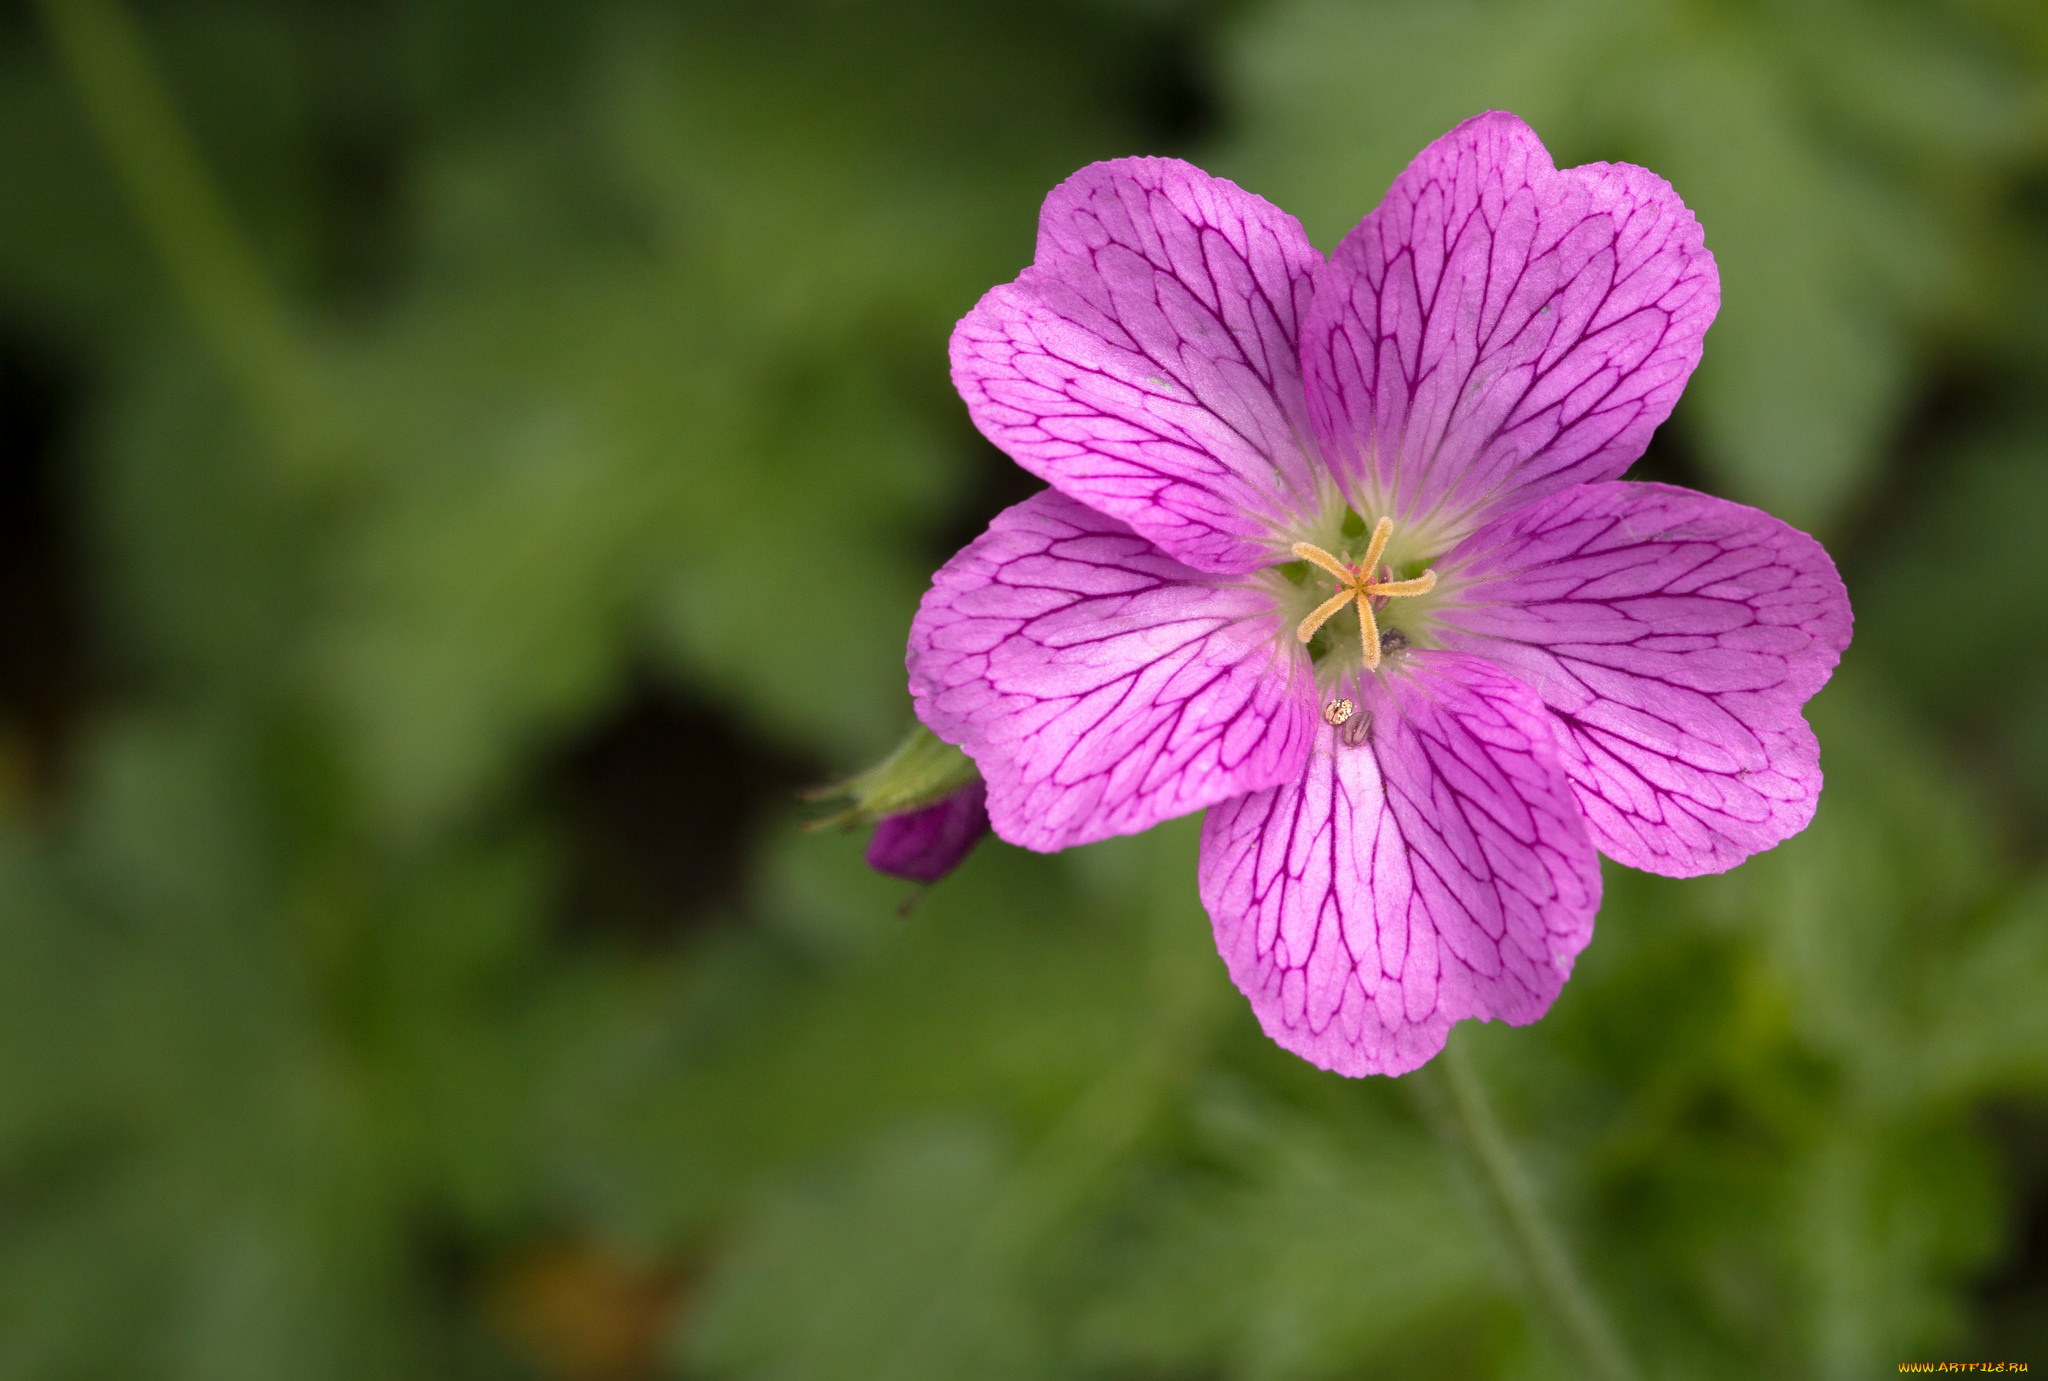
[1433, 481, 1852, 877]
[1199, 653, 1599, 1077]
[1304, 111, 1718, 535]
[951, 158, 1324, 575]
[909, 490, 1316, 852]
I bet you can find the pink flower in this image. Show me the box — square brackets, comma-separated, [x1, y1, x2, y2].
[907, 113, 1851, 1075]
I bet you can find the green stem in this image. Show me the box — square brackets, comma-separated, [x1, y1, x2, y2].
[35, 0, 335, 472]
[1435, 1038, 1636, 1381]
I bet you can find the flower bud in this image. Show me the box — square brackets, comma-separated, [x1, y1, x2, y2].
[864, 779, 989, 883]
[804, 724, 989, 883]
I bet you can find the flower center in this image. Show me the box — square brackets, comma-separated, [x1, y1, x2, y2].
[1290, 518, 1438, 671]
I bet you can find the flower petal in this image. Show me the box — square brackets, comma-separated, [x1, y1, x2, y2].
[1303, 111, 1718, 535]
[1199, 653, 1600, 1077]
[866, 781, 991, 884]
[1433, 481, 1852, 877]
[951, 158, 1323, 575]
[909, 490, 1316, 852]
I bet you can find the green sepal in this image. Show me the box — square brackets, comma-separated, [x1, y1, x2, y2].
[802, 723, 979, 830]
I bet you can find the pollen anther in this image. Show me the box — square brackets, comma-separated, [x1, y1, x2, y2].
[1290, 517, 1437, 670]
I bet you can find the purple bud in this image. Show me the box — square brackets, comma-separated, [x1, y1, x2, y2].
[864, 779, 989, 883]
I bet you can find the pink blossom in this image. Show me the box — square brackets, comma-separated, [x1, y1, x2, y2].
[907, 113, 1851, 1075]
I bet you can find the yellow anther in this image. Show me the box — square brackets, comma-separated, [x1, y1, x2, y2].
[1296, 586, 1358, 646]
[1371, 570, 1438, 600]
[1358, 515, 1393, 577]
[1289, 519, 1436, 670]
[1356, 592, 1381, 669]
[1290, 541, 1354, 583]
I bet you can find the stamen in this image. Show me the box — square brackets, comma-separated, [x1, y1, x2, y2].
[1358, 516, 1393, 576]
[1296, 586, 1357, 644]
[1287, 520, 1434, 670]
[1290, 541, 1355, 584]
[1370, 570, 1437, 599]
[1357, 593, 1382, 670]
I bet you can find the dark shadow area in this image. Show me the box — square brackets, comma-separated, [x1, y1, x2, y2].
[1974, 1100, 2048, 1361]
[312, 113, 410, 308]
[298, 0, 414, 309]
[1623, 412, 1715, 496]
[1118, 11, 1221, 151]
[550, 679, 822, 945]
[1830, 358, 2008, 574]
[0, 331, 88, 806]
[924, 421, 1048, 570]
[1829, 358, 2048, 855]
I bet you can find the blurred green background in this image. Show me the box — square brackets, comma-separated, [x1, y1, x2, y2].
[2, 0, 2047, 1376]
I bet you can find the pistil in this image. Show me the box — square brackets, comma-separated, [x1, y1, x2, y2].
[1291, 517, 1437, 670]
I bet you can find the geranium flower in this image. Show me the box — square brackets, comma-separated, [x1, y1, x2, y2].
[907, 113, 1851, 1075]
